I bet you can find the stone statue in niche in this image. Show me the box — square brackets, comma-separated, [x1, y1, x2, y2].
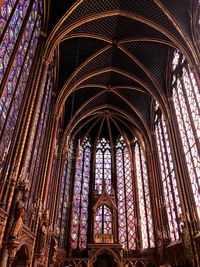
[52, 228, 60, 262]
[179, 213, 193, 256]
[38, 210, 49, 253]
[0, 146, 9, 176]
[10, 174, 29, 238]
[181, 222, 192, 255]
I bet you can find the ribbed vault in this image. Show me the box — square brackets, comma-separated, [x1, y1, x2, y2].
[45, 0, 199, 146]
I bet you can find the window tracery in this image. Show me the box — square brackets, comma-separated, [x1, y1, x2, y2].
[0, 0, 18, 35]
[27, 71, 52, 209]
[0, 0, 31, 79]
[57, 142, 73, 247]
[23, 71, 52, 228]
[155, 111, 182, 241]
[94, 205, 112, 235]
[71, 138, 91, 250]
[172, 50, 200, 219]
[95, 138, 112, 194]
[0, 0, 43, 174]
[134, 141, 154, 249]
[116, 136, 136, 250]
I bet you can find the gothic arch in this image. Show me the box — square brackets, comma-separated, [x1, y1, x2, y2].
[11, 243, 31, 267]
[90, 247, 121, 266]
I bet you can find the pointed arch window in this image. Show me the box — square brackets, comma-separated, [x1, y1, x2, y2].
[134, 141, 154, 249]
[0, 0, 43, 173]
[95, 138, 112, 194]
[71, 138, 91, 250]
[171, 50, 200, 219]
[155, 111, 182, 241]
[94, 205, 112, 235]
[116, 137, 136, 250]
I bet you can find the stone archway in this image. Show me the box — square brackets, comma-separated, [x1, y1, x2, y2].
[93, 252, 118, 267]
[12, 245, 30, 267]
[135, 261, 145, 267]
[88, 245, 122, 267]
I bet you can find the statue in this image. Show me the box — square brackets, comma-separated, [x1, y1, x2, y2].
[10, 174, 29, 238]
[179, 212, 193, 257]
[51, 227, 60, 263]
[38, 210, 49, 253]
[10, 198, 25, 238]
[0, 146, 9, 175]
[181, 222, 192, 255]
[52, 235, 58, 262]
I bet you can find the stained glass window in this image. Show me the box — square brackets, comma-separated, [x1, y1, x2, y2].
[134, 142, 154, 249]
[26, 71, 52, 214]
[172, 50, 200, 219]
[47, 154, 58, 222]
[57, 143, 73, 248]
[116, 137, 136, 250]
[71, 138, 91, 250]
[0, 0, 18, 35]
[0, 0, 30, 79]
[95, 138, 112, 194]
[155, 111, 182, 242]
[0, 0, 43, 177]
[94, 205, 112, 235]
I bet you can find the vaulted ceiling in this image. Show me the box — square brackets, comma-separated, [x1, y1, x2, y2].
[45, 0, 197, 144]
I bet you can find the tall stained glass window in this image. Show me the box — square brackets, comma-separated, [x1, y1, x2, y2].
[172, 50, 200, 219]
[95, 138, 112, 194]
[134, 141, 154, 249]
[26, 71, 52, 211]
[94, 205, 112, 235]
[1, 0, 18, 35]
[0, 0, 43, 176]
[155, 111, 182, 242]
[116, 137, 136, 250]
[0, 0, 31, 78]
[57, 142, 73, 248]
[71, 138, 91, 250]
